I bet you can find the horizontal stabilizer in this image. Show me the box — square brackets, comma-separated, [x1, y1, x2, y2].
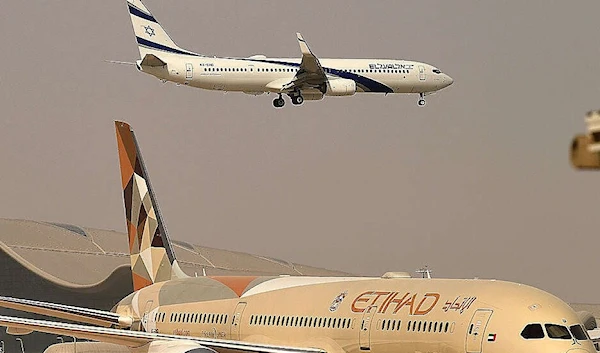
[105, 60, 137, 66]
[141, 54, 166, 67]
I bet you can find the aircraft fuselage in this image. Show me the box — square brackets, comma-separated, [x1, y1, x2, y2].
[139, 56, 452, 97]
[115, 276, 593, 353]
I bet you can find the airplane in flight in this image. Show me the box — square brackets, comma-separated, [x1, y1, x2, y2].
[124, 0, 453, 108]
[0, 121, 594, 353]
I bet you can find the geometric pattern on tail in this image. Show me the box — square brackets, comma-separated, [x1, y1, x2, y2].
[115, 121, 176, 291]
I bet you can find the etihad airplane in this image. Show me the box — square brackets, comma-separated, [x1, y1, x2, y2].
[123, 0, 453, 108]
[0, 122, 594, 353]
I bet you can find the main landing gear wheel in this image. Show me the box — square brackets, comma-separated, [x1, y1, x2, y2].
[273, 95, 285, 108]
[417, 93, 426, 107]
[291, 94, 304, 106]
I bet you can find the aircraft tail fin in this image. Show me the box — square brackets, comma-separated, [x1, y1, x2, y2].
[126, 0, 199, 59]
[115, 121, 188, 291]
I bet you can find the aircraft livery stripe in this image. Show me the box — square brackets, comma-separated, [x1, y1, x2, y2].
[131, 41, 392, 93]
[136, 37, 200, 57]
[245, 58, 394, 93]
[128, 4, 158, 23]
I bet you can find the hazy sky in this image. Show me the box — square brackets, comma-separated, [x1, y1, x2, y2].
[2, 1, 600, 303]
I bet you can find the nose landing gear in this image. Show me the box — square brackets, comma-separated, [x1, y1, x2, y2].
[417, 93, 427, 107]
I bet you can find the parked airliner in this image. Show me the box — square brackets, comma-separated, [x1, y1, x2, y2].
[0, 121, 593, 353]
[125, 0, 453, 108]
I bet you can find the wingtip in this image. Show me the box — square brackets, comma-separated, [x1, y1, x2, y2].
[296, 33, 304, 41]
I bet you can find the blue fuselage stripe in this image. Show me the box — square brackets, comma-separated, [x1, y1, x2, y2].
[128, 5, 158, 23]
[133, 45, 392, 93]
[136, 37, 199, 56]
[244, 58, 393, 93]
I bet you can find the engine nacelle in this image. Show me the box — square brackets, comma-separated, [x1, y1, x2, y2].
[303, 91, 324, 101]
[145, 340, 217, 353]
[570, 110, 600, 170]
[577, 311, 597, 330]
[326, 78, 356, 96]
[571, 134, 600, 169]
[44, 342, 129, 353]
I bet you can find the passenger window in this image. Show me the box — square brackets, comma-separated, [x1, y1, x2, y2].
[521, 324, 544, 339]
[545, 324, 572, 339]
[570, 325, 588, 340]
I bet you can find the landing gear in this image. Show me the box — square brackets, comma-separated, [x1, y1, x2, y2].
[291, 94, 304, 106]
[273, 95, 285, 108]
[417, 93, 426, 107]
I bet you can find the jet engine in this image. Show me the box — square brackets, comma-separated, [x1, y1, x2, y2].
[44, 342, 130, 353]
[577, 311, 597, 330]
[570, 110, 600, 170]
[44, 341, 217, 353]
[326, 78, 356, 96]
[302, 91, 324, 101]
[571, 134, 600, 169]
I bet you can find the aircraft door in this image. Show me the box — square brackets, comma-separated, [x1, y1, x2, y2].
[231, 302, 247, 340]
[419, 66, 426, 81]
[186, 63, 193, 80]
[141, 300, 154, 332]
[466, 309, 493, 353]
[359, 306, 377, 351]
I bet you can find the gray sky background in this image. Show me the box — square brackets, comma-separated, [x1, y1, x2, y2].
[1, 1, 600, 303]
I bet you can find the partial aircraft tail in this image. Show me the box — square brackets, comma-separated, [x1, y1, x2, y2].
[115, 121, 188, 291]
[126, 0, 199, 59]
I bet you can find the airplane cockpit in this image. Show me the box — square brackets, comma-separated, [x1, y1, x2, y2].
[520, 323, 589, 341]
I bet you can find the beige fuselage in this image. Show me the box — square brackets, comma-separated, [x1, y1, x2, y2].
[114, 276, 594, 353]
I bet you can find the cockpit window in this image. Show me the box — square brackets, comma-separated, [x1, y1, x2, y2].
[545, 324, 572, 339]
[570, 325, 589, 340]
[521, 324, 544, 339]
[432, 69, 442, 74]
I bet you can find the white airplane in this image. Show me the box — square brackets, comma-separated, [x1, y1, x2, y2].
[125, 0, 453, 108]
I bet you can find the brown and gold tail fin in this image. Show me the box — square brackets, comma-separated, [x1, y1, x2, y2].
[115, 121, 187, 291]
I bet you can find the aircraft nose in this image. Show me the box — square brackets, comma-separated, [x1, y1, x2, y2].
[443, 74, 454, 88]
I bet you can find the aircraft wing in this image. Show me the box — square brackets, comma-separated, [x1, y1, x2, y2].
[0, 296, 132, 328]
[0, 314, 327, 353]
[280, 33, 328, 93]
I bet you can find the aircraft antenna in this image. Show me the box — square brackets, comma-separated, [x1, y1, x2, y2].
[416, 266, 432, 279]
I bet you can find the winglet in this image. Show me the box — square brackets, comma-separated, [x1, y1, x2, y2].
[296, 32, 313, 56]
